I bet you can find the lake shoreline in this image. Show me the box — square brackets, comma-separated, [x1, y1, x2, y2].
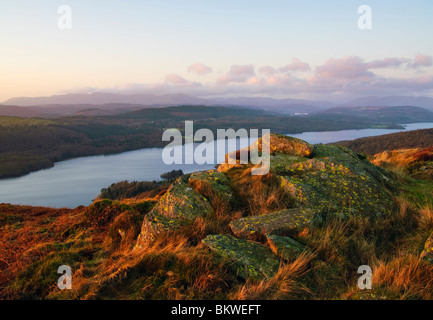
[0, 123, 406, 181]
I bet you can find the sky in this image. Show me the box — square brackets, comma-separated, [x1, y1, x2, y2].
[0, 0, 433, 102]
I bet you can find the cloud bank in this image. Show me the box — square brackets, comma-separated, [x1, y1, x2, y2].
[67, 55, 433, 101]
[187, 63, 213, 75]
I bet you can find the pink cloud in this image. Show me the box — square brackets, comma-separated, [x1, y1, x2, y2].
[315, 56, 417, 81]
[187, 63, 213, 75]
[315, 56, 375, 80]
[78, 56, 433, 100]
[258, 66, 277, 76]
[164, 73, 202, 88]
[366, 57, 410, 69]
[165, 73, 189, 84]
[279, 58, 310, 73]
[412, 54, 433, 68]
[217, 64, 256, 84]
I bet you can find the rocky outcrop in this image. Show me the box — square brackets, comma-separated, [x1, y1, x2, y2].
[218, 133, 314, 173]
[276, 144, 394, 218]
[188, 170, 234, 205]
[250, 133, 314, 157]
[137, 133, 396, 279]
[136, 178, 213, 245]
[229, 208, 315, 240]
[201, 234, 280, 280]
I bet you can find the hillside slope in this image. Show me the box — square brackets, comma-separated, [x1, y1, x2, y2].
[2, 134, 433, 300]
[335, 128, 433, 155]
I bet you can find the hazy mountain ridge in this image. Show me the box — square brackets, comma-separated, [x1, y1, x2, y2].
[1, 93, 333, 116]
[2, 93, 433, 118]
[343, 96, 433, 110]
[312, 106, 433, 124]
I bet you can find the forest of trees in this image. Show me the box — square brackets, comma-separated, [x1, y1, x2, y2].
[99, 180, 170, 200]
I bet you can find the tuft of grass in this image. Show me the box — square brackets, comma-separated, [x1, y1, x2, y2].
[225, 168, 296, 216]
[229, 252, 315, 300]
[370, 253, 433, 300]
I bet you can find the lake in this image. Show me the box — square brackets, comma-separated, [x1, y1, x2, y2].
[1, 122, 433, 208]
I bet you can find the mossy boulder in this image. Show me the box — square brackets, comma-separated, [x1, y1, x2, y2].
[218, 134, 393, 219]
[229, 208, 315, 240]
[312, 144, 392, 184]
[421, 232, 433, 263]
[218, 133, 314, 172]
[136, 179, 213, 244]
[275, 144, 394, 218]
[266, 234, 309, 261]
[202, 234, 280, 280]
[250, 133, 314, 157]
[188, 170, 234, 205]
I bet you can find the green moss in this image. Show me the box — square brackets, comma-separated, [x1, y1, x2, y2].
[401, 177, 433, 206]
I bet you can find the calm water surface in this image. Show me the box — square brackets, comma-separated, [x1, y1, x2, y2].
[1, 122, 432, 208]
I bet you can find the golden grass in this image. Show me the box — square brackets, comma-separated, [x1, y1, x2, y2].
[3, 149, 433, 300]
[229, 251, 315, 300]
[418, 205, 433, 233]
[0, 205, 83, 289]
[371, 147, 433, 168]
[226, 168, 295, 216]
[371, 253, 433, 299]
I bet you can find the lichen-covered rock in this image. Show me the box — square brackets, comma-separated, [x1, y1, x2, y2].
[217, 135, 392, 219]
[202, 234, 280, 280]
[421, 232, 433, 263]
[276, 144, 394, 218]
[313, 144, 390, 183]
[266, 234, 309, 261]
[136, 179, 213, 245]
[188, 170, 234, 205]
[229, 208, 315, 240]
[217, 133, 314, 173]
[250, 133, 314, 157]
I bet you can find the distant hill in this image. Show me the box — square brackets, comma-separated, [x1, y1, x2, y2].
[311, 106, 433, 125]
[1, 93, 207, 107]
[343, 96, 433, 110]
[211, 97, 333, 114]
[334, 128, 433, 155]
[3, 92, 433, 115]
[0, 103, 152, 118]
[1, 93, 334, 116]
